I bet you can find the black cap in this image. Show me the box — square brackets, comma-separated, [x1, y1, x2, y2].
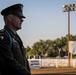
[1, 3, 25, 18]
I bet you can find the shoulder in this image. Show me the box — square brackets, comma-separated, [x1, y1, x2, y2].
[0, 29, 5, 35]
[0, 29, 5, 36]
[0, 29, 4, 40]
[0, 29, 9, 40]
[0, 29, 5, 40]
[0, 29, 7, 36]
[0, 29, 10, 35]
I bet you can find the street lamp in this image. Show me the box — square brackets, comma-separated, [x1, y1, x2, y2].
[62, 4, 76, 67]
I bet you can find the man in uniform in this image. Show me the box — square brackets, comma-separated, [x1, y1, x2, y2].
[0, 3, 31, 75]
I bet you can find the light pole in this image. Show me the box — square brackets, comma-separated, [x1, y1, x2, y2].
[62, 4, 76, 67]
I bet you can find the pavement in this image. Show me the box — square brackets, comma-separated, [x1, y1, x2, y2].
[31, 67, 76, 75]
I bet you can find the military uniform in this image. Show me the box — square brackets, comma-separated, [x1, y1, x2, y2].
[0, 3, 31, 75]
[0, 25, 31, 75]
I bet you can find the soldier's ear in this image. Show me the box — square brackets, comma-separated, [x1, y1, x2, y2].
[7, 14, 13, 21]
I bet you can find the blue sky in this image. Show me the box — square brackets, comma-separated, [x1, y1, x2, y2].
[0, 0, 76, 47]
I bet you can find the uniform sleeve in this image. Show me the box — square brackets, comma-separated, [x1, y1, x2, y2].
[0, 31, 31, 75]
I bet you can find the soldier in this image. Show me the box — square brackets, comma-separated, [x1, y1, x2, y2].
[0, 3, 31, 75]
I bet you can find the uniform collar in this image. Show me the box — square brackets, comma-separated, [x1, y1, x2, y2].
[4, 25, 17, 35]
[4, 25, 22, 43]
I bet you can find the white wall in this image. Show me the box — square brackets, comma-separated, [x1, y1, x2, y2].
[28, 59, 76, 69]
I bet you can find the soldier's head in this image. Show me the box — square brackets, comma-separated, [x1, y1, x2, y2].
[1, 3, 25, 31]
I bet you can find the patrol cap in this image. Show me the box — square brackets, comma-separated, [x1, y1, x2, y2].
[1, 3, 25, 18]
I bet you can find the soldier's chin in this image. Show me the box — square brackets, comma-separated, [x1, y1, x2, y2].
[16, 27, 21, 30]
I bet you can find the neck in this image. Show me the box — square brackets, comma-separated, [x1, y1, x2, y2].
[5, 25, 17, 34]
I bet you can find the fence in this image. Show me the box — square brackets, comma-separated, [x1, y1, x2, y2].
[28, 59, 76, 69]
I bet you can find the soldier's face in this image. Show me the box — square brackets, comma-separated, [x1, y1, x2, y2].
[10, 14, 24, 31]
